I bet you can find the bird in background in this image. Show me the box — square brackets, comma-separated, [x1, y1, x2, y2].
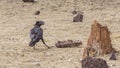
[29, 21, 50, 49]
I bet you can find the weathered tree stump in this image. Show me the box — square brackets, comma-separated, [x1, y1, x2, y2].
[82, 57, 109, 68]
[83, 20, 113, 58]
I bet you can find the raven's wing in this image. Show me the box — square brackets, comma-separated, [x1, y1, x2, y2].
[30, 28, 43, 42]
[30, 28, 36, 40]
[35, 28, 43, 39]
[29, 28, 36, 47]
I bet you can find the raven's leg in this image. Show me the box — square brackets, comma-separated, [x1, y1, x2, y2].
[41, 38, 50, 48]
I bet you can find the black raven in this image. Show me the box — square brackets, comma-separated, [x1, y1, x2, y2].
[29, 21, 49, 49]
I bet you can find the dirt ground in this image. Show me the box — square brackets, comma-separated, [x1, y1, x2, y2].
[0, 0, 120, 68]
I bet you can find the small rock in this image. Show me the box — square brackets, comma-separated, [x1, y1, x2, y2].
[73, 13, 83, 22]
[82, 57, 109, 68]
[72, 10, 78, 14]
[35, 63, 41, 66]
[34, 11, 40, 15]
[110, 64, 115, 67]
[109, 52, 117, 60]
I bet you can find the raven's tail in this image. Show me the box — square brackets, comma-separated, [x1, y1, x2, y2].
[29, 41, 36, 47]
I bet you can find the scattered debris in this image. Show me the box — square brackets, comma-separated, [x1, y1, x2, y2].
[72, 10, 78, 14]
[55, 40, 82, 48]
[73, 13, 83, 22]
[109, 52, 117, 60]
[34, 11, 40, 15]
[82, 57, 109, 68]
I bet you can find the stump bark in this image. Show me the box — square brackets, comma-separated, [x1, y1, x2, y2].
[83, 20, 113, 58]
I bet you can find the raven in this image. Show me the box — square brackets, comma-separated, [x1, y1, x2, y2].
[29, 21, 49, 49]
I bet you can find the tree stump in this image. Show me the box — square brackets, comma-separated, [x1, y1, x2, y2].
[82, 57, 109, 68]
[83, 20, 113, 58]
